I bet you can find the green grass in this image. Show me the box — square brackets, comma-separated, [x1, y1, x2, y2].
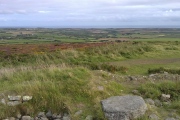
[0, 40, 180, 119]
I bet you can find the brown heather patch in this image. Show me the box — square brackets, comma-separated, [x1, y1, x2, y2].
[0, 42, 112, 55]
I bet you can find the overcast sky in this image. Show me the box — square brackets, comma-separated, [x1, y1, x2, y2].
[0, 0, 180, 27]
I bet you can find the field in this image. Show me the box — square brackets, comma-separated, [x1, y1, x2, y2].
[0, 28, 180, 119]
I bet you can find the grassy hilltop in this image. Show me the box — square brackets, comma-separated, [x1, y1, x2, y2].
[0, 28, 180, 119]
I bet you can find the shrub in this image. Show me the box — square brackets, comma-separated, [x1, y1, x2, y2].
[138, 81, 180, 100]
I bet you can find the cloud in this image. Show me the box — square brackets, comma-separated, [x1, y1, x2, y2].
[0, 0, 180, 27]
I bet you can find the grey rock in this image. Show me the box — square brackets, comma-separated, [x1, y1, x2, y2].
[129, 76, 138, 81]
[165, 118, 176, 120]
[149, 114, 159, 120]
[8, 95, 21, 101]
[22, 96, 32, 102]
[37, 112, 46, 118]
[62, 114, 71, 120]
[39, 117, 48, 120]
[85, 115, 93, 120]
[101, 95, 147, 120]
[1, 98, 6, 105]
[74, 110, 83, 116]
[97, 86, 104, 91]
[21, 116, 31, 120]
[161, 94, 171, 101]
[8, 117, 16, 120]
[52, 113, 61, 119]
[45, 110, 52, 118]
[175, 115, 180, 120]
[16, 114, 22, 119]
[154, 99, 162, 107]
[7, 101, 21, 106]
[145, 98, 155, 105]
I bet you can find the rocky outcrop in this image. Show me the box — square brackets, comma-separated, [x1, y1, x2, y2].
[1, 95, 32, 106]
[101, 95, 147, 120]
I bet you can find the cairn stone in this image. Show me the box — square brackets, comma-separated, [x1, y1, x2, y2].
[149, 114, 159, 120]
[101, 95, 147, 120]
[161, 94, 171, 101]
[7, 101, 21, 106]
[22, 96, 32, 102]
[145, 98, 155, 105]
[21, 116, 32, 120]
[8, 95, 21, 101]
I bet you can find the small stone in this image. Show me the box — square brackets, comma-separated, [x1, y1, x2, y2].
[16, 114, 22, 119]
[85, 115, 93, 120]
[97, 86, 104, 91]
[1, 98, 6, 105]
[8, 117, 16, 120]
[22, 96, 32, 102]
[101, 95, 147, 120]
[21, 116, 31, 120]
[154, 99, 162, 107]
[40, 117, 48, 120]
[37, 112, 46, 118]
[74, 110, 82, 116]
[149, 114, 159, 120]
[62, 114, 71, 120]
[56, 114, 62, 119]
[161, 94, 171, 101]
[7, 101, 21, 106]
[46, 110, 52, 118]
[175, 115, 180, 119]
[145, 98, 155, 105]
[8, 95, 21, 101]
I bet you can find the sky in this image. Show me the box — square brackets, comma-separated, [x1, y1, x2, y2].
[0, 0, 180, 28]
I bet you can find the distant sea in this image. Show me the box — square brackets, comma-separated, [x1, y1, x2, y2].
[0, 25, 180, 28]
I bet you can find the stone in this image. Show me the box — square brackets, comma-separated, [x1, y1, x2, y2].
[16, 114, 22, 119]
[161, 94, 171, 101]
[8, 117, 16, 120]
[129, 76, 137, 81]
[1, 98, 6, 105]
[7, 101, 21, 106]
[22, 96, 32, 102]
[74, 110, 83, 116]
[8, 95, 21, 101]
[37, 112, 46, 118]
[21, 116, 31, 120]
[46, 110, 52, 118]
[85, 115, 93, 120]
[62, 114, 71, 120]
[154, 99, 162, 107]
[39, 117, 48, 120]
[97, 86, 104, 91]
[145, 98, 155, 105]
[149, 114, 159, 120]
[101, 95, 147, 120]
